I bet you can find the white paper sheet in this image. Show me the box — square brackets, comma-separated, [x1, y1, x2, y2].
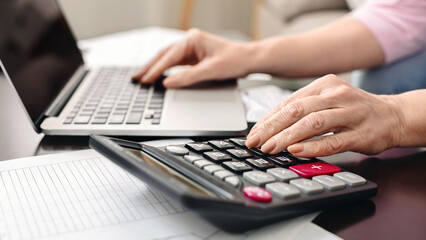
[241, 85, 293, 122]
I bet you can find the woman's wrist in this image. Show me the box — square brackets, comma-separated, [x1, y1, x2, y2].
[380, 94, 407, 149]
[239, 41, 265, 75]
[389, 90, 426, 147]
[241, 37, 289, 76]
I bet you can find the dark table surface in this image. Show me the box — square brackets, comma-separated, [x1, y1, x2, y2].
[1, 75, 425, 240]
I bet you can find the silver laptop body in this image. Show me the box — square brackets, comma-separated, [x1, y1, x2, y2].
[0, 0, 247, 136]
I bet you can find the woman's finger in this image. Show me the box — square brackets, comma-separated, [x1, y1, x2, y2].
[131, 45, 173, 81]
[163, 59, 220, 88]
[247, 95, 339, 148]
[246, 88, 327, 148]
[141, 40, 192, 84]
[261, 108, 352, 154]
[287, 131, 359, 157]
[246, 74, 349, 147]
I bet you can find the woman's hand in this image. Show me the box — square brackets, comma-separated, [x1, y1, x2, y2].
[245, 74, 406, 157]
[132, 29, 256, 88]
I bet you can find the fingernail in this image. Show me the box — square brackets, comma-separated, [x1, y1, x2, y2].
[288, 143, 304, 154]
[142, 75, 149, 83]
[261, 138, 276, 153]
[246, 133, 260, 148]
[163, 78, 174, 88]
[247, 127, 258, 138]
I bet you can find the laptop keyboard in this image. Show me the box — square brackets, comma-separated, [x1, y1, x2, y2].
[63, 67, 165, 125]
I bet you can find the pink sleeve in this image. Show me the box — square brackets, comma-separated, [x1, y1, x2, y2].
[351, 0, 426, 64]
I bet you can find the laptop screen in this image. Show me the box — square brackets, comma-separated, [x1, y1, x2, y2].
[0, 0, 83, 125]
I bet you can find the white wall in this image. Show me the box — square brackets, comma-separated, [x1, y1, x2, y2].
[58, 0, 254, 40]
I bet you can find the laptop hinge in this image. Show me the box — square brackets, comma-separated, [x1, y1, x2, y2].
[38, 66, 89, 125]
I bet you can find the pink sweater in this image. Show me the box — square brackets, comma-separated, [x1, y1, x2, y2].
[351, 0, 426, 64]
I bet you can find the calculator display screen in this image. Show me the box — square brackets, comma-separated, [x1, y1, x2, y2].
[125, 147, 218, 198]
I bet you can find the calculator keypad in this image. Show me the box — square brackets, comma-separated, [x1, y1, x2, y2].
[166, 138, 368, 203]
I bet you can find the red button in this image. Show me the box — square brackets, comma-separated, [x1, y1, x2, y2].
[243, 186, 272, 202]
[289, 162, 340, 178]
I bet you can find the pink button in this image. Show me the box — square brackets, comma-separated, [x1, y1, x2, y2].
[289, 163, 340, 178]
[243, 186, 272, 202]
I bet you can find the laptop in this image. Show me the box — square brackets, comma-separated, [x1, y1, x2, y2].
[0, 0, 247, 136]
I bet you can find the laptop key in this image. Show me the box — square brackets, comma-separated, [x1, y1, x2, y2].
[63, 117, 73, 124]
[109, 114, 125, 124]
[126, 113, 143, 124]
[92, 117, 107, 124]
[74, 116, 91, 124]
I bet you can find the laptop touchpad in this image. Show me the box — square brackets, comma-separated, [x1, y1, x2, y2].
[172, 80, 237, 102]
[173, 88, 235, 102]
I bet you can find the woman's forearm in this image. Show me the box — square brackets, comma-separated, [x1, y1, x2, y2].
[248, 17, 385, 77]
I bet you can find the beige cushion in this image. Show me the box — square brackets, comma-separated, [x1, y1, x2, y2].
[266, 0, 348, 21]
[345, 0, 367, 10]
[281, 10, 348, 34]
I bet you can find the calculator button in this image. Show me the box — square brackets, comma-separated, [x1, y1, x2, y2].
[225, 176, 242, 188]
[183, 155, 203, 163]
[165, 146, 189, 156]
[208, 140, 235, 149]
[243, 186, 272, 202]
[268, 155, 297, 167]
[290, 179, 324, 195]
[289, 162, 341, 178]
[312, 175, 346, 190]
[203, 165, 225, 174]
[185, 142, 213, 153]
[334, 172, 366, 186]
[229, 138, 246, 148]
[194, 160, 215, 169]
[226, 149, 254, 160]
[214, 170, 235, 180]
[266, 182, 300, 199]
[250, 148, 269, 157]
[267, 168, 299, 182]
[203, 151, 232, 163]
[246, 158, 275, 170]
[243, 171, 275, 186]
[222, 161, 252, 173]
[295, 157, 317, 163]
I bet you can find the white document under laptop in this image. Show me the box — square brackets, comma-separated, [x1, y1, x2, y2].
[0, 0, 247, 137]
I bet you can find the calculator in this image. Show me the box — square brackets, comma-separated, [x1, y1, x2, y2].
[89, 135, 377, 232]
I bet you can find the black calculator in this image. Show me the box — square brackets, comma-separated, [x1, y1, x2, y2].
[89, 135, 377, 232]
